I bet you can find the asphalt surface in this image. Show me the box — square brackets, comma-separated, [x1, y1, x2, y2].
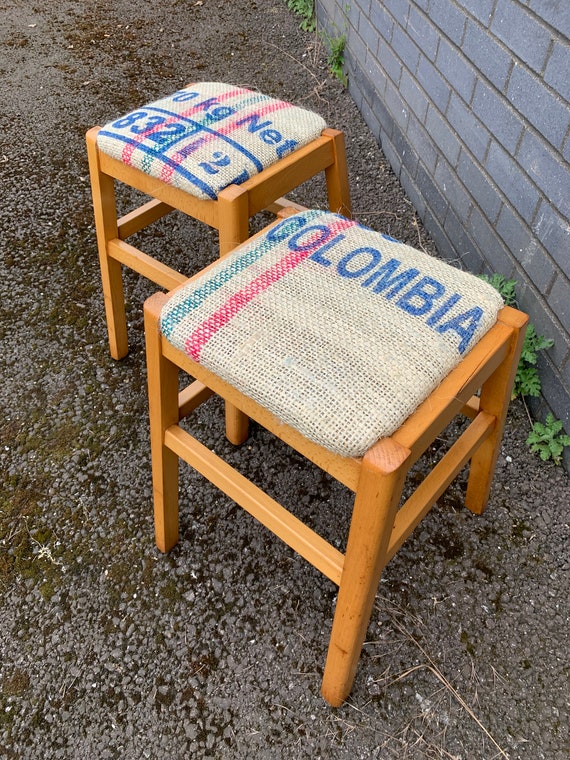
[1, 1, 569, 758]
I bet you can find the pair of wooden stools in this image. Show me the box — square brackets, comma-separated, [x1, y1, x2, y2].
[87, 82, 527, 706]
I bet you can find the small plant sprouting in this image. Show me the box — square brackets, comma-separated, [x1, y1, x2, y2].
[514, 323, 554, 399]
[286, 0, 316, 32]
[526, 414, 570, 465]
[480, 273, 553, 400]
[284, 1, 348, 86]
[325, 33, 347, 85]
[479, 273, 517, 306]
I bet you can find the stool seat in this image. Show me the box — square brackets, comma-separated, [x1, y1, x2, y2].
[96, 82, 327, 201]
[159, 210, 504, 457]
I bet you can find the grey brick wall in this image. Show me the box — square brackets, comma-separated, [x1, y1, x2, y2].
[317, 0, 570, 465]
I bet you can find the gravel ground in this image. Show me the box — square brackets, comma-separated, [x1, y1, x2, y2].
[1, 1, 568, 758]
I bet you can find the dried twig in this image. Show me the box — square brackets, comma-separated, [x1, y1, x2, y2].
[377, 602, 510, 759]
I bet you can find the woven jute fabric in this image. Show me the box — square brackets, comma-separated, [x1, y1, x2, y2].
[161, 210, 504, 457]
[96, 82, 327, 200]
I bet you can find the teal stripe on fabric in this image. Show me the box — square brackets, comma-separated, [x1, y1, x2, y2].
[230, 93, 272, 111]
[160, 210, 322, 339]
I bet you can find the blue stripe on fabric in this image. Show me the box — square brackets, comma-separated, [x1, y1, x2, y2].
[381, 232, 403, 244]
[160, 210, 320, 339]
[227, 94, 272, 113]
[97, 130, 219, 199]
[131, 105, 266, 172]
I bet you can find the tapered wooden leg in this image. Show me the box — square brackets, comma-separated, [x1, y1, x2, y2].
[144, 292, 181, 552]
[465, 306, 528, 514]
[321, 439, 411, 707]
[86, 128, 129, 360]
[217, 185, 251, 444]
[323, 128, 351, 218]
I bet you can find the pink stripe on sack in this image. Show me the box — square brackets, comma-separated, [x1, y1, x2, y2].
[215, 100, 292, 139]
[171, 100, 294, 162]
[326, 217, 359, 235]
[178, 87, 250, 119]
[121, 142, 136, 165]
[185, 247, 309, 361]
[119, 87, 250, 166]
[184, 219, 352, 362]
[160, 162, 175, 183]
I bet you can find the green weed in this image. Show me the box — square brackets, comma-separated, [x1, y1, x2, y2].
[286, 0, 316, 32]
[479, 274, 517, 306]
[284, 0, 348, 85]
[514, 324, 554, 399]
[325, 33, 347, 85]
[480, 274, 553, 400]
[526, 414, 570, 465]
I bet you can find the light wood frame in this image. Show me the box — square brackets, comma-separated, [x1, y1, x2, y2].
[142, 229, 527, 707]
[86, 120, 350, 362]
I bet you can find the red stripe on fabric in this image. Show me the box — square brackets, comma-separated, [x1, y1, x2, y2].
[122, 142, 136, 164]
[184, 219, 358, 361]
[327, 218, 358, 235]
[160, 162, 174, 183]
[122, 92, 296, 169]
[214, 100, 291, 138]
[184, 247, 308, 361]
[119, 87, 250, 166]
[170, 100, 294, 162]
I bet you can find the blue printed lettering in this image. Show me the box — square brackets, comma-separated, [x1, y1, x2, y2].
[435, 308, 483, 354]
[309, 233, 346, 265]
[235, 113, 299, 158]
[129, 115, 166, 134]
[265, 214, 308, 243]
[260, 129, 282, 145]
[425, 293, 462, 326]
[336, 247, 382, 279]
[363, 259, 420, 298]
[112, 111, 151, 130]
[198, 151, 231, 175]
[194, 96, 220, 112]
[264, 224, 484, 355]
[288, 224, 333, 252]
[275, 138, 299, 158]
[176, 136, 205, 160]
[396, 276, 446, 316]
[207, 106, 235, 122]
[145, 123, 187, 144]
[236, 113, 274, 133]
[172, 90, 200, 102]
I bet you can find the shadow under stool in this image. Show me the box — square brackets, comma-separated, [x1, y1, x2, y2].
[86, 82, 350, 362]
[143, 208, 527, 706]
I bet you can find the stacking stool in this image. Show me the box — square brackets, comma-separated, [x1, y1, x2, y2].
[143, 209, 527, 706]
[86, 82, 350, 360]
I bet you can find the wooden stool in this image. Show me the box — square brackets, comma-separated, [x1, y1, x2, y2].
[86, 82, 350, 360]
[143, 209, 527, 706]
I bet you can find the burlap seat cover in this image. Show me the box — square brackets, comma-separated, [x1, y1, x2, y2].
[96, 82, 327, 200]
[161, 210, 503, 457]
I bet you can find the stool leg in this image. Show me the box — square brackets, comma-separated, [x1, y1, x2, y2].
[217, 184, 251, 257]
[323, 128, 351, 218]
[465, 307, 528, 515]
[86, 129, 129, 360]
[217, 185, 251, 444]
[144, 293, 180, 552]
[321, 439, 411, 707]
